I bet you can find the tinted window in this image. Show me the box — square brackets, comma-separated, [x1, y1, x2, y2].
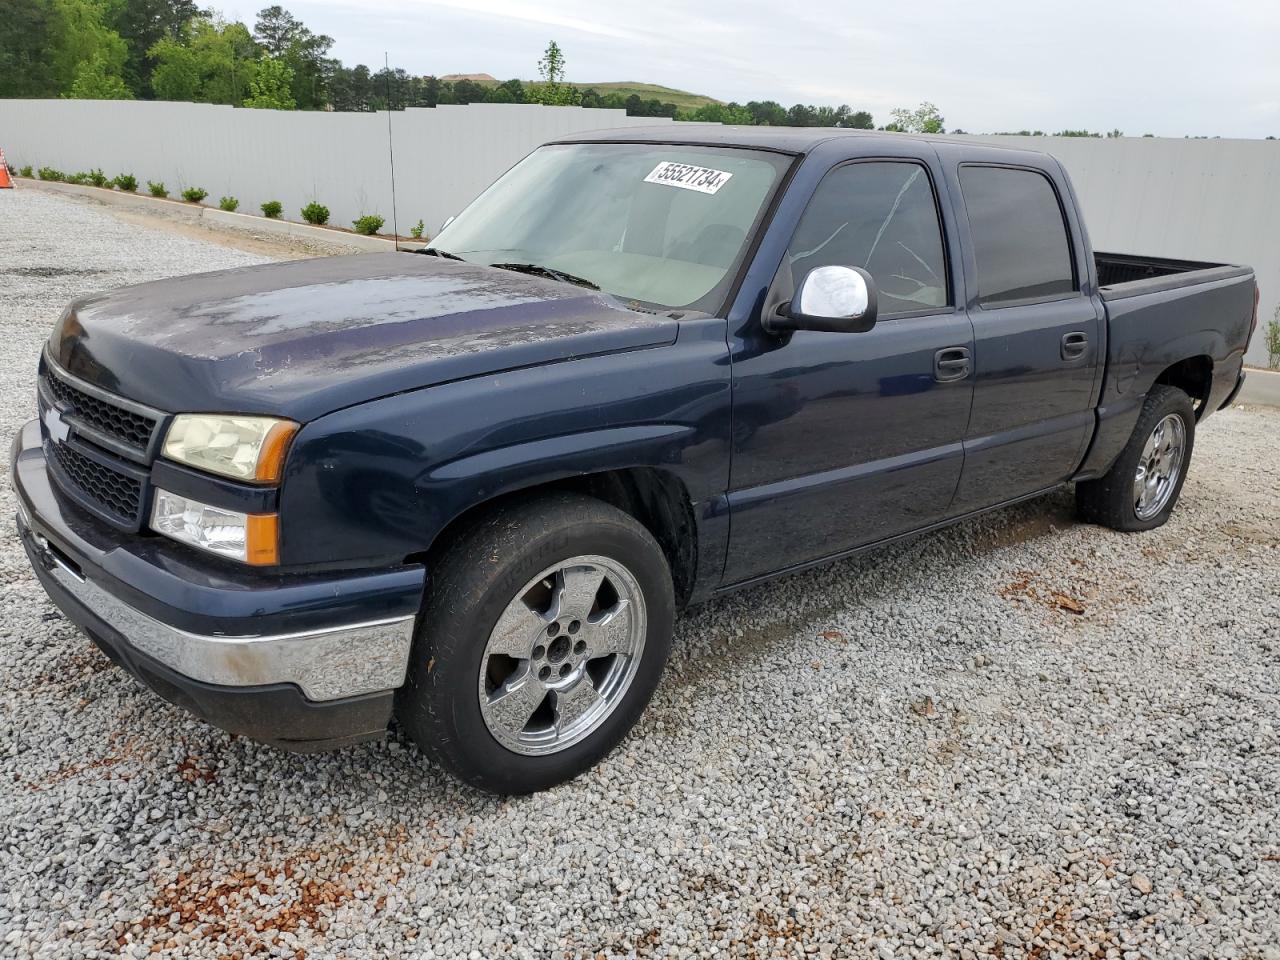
[960, 166, 1075, 305]
[789, 162, 948, 315]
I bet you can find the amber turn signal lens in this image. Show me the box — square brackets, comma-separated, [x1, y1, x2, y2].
[245, 513, 280, 566]
[254, 421, 298, 483]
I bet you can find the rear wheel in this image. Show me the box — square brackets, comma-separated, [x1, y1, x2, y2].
[1076, 385, 1195, 531]
[397, 493, 674, 794]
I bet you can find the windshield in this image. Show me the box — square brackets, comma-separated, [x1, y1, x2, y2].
[430, 143, 791, 312]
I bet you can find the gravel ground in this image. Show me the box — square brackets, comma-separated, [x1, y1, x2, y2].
[2, 187, 1279, 959]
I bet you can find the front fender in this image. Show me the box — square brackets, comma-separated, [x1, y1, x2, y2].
[277, 320, 732, 577]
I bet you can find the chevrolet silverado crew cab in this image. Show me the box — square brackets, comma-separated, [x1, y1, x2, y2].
[12, 128, 1257, 793]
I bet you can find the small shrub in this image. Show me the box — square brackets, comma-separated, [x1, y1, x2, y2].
[218, 196, 239, 212]
[113, 173, 137, 192]
[352, 214, 385, 236]
[260, 200, 283, 218]
[19, 165, 33, 178]
[181, 186, 208, 203]
[1267, 307, 1280, 370]
[300, 201, 329, 225]
[38, 166, 63, 181]
[147, 180, 168, 198]
[65, 172, 90, 185]
[87, 168, 110, 188]
[410, 219, 425, 239]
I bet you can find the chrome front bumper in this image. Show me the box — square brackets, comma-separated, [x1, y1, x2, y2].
[23, 513, 416, 701]
[53, 565, 411, 701]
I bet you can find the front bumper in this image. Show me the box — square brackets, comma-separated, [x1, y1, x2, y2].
[12, 419, 426, 751]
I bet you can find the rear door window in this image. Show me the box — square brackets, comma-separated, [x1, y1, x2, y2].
[959, 166, 1076, 306]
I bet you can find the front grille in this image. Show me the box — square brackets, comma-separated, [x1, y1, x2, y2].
[44, 367, 158, 453]
[49, 441, 144, 526]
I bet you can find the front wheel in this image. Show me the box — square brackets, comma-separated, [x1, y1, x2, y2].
[396, 493, 675, 794]
[1076, 384, 1196, 532]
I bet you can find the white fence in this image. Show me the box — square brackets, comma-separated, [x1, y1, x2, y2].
[0, 99, 670, 239]
[1, 101, 1276, 365]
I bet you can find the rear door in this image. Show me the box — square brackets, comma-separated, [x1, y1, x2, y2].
[944, 159, 1102, 513]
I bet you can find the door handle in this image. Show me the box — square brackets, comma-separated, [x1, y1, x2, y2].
[1061, 331, 1089, 361]
[934, 346, 971, 383]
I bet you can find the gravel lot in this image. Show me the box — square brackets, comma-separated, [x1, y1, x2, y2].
[2, 186, 1278, 959]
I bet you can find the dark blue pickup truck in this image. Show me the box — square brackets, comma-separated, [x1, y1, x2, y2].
[12, 128, 1257, 793]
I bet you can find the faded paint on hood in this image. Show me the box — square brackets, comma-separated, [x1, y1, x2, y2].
[50, 253, 679, 421]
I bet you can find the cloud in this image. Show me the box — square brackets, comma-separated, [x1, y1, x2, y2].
[398, 0, 640, 42]
[250, 0, 1280, 137]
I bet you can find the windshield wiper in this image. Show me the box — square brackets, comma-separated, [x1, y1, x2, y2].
[489, 262, 599, 291]
[414, 247, 463, 260]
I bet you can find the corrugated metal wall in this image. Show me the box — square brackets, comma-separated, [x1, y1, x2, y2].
[1, 101, 1275, 365]
[0, 99, 671, 240]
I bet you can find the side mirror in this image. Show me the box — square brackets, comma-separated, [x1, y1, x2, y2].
[767, 265, 878, 335]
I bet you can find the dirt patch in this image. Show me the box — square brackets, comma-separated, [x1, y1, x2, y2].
[1000, 569, 1088, 615]
[25, 733, 144, 791]
[136, 857, 360, 952]
[977, 494, 1078, 551]
[176, 754, 217, 785]
[126, 822, 471, 955]
[1220, 519, 1280, 546]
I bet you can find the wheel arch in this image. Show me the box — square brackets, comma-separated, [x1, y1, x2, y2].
[1074, 351, 1213, 482]
[1153, 354, 1213, 418]
[414, 466, 700, 608]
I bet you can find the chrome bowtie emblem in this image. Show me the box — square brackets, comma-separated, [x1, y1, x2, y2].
[43, 406, 71, 445]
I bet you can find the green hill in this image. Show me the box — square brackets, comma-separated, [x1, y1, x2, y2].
[440, 74, 722, 111]
[565, 82, 722, 111]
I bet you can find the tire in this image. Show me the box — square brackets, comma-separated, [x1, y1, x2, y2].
[396, 493, 675, 794]
[1076, 385, 1196, 532]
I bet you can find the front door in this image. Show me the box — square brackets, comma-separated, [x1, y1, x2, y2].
[724, 157, 975, 585]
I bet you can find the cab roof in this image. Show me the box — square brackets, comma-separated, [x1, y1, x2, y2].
[553, 123, 1050, 160]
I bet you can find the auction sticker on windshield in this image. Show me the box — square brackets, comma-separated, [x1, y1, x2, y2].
[644, 161, 733, 195]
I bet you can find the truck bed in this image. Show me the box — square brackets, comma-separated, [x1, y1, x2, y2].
[1074, 250, 1255, 485]
[1095, 252, 1252, 299]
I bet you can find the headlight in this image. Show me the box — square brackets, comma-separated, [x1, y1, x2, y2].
[163, 415, 297, 483]
[151, 488, 279, 565]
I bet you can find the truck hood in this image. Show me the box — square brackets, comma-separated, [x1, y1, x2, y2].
[49, 253, 679, 422]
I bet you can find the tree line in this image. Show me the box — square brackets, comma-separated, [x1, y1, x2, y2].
[0, 4, 888, 127]
[2, 4, 1260, 137]
[2, 1, 346, 109]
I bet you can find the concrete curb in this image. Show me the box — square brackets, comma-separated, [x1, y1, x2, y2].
[1239, 367, 1280, 407]
[14, 177, 402, 252]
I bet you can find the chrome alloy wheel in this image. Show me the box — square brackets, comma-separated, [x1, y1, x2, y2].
[478, 555, 647, 756]
[1133, 413, 1186, 521]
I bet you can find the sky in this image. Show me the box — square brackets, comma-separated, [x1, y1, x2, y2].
[219, 0, 1280, 139]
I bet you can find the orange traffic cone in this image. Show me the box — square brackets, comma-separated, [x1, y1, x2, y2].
[0, 148, 13, 188]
